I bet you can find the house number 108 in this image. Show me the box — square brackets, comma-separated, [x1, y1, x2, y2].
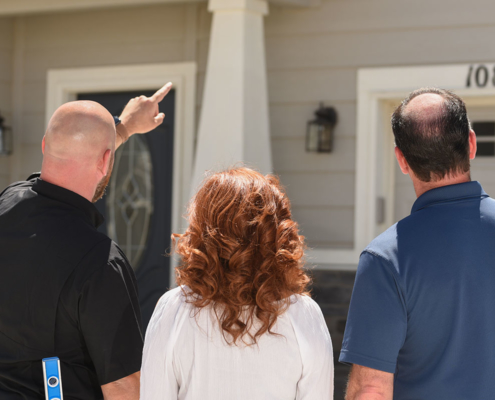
[466, 65, 495, 88]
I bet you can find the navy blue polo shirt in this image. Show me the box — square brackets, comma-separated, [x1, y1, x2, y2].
[340, 181, 495, 399]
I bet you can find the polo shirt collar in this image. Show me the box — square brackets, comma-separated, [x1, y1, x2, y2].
[411, 181, 488, 214]
[32, 178, 105, 228]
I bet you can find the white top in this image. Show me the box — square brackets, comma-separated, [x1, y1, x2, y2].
[140, 287, 334, 400]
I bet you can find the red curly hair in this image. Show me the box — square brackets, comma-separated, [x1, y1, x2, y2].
[173, 167, 310, 345]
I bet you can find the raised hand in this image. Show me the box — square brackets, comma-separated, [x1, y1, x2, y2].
[116, 82, 173, 148]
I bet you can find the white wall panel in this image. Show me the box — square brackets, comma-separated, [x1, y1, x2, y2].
[21, 113, 44, 145]
[270, 101, 356, 139]
[268, 68, 356, 104]
[23, 5, 186, 51]
[19, 144, 42, 177]
[14, 5, 193, 184]
[266, 0, 495, 252]
[0, 18, 13, 49]
[266, 26, 495, 71]
[272, 137, 355, 172]
[266, 0, 495, 36]
[292, 206, 354, 248]
[197, 3, 211, 38]
[0, 175, 9, 190]
[0, 49, 12, 83]
[197, 38, 209, 73]
[8, 0, 495, 255]
[0, 82, 11, 113]
[279, 171, 355, 207]
[23, 42, 185, 82]
[21, 81, 45, 114]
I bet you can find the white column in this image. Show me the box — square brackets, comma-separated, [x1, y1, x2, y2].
[191, 0, 272, 191]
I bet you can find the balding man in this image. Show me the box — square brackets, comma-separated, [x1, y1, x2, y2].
[0, 83, 172, 400]
[339, 88, 494, 399]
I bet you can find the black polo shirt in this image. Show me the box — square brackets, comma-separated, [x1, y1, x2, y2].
[0, 176, 143, 400]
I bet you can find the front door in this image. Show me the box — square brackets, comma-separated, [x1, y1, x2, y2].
[77, 90, 175, 332]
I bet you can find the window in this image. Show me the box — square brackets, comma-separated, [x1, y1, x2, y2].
[472, 121, 495, 156]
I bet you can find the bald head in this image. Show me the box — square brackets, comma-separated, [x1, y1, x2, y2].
[44, 101, 115, 163]
[402, 93, 445, 128]
[41, 101, 116, 202]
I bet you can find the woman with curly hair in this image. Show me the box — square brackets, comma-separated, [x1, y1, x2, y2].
[140, 167, 333, 399]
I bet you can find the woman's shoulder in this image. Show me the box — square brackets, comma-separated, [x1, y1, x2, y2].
[287, 293, 323, 316]
[285, 293, 333, 373]
[286, 294, 330, 338]
[157, 285, 186, 306]
[155, 285, 198, 315]
[147, 286, 190, 333]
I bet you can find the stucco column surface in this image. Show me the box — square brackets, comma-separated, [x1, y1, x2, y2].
[191, 0, 272, 192]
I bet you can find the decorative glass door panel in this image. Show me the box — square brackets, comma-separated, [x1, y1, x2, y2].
[78, 90, 175, 331]
[108, 135, 153, 269]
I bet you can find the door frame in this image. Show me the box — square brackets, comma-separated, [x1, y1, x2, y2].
[46, 62, 197, 285]
[310, 62, 495, 269]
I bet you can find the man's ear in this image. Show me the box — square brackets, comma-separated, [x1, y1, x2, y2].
[468, 129, 477, 160]
[395, 146, 410, 175]
[98, 149, 112, 177]
[41, 137, 45, 155]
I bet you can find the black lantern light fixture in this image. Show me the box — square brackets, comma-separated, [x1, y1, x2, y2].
[0, 114, 12, 156]
[306, 103, 338, 153]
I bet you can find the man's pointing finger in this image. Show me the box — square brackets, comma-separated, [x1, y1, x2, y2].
[151, 82, 173, 103]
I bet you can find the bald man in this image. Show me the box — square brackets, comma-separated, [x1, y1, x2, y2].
[0, 83, 172, 400]
[337, 88, 495, 400]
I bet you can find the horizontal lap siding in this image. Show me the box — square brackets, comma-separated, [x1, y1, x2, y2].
[16, 4, 192, 180]
[266, 0, 495, 250]
[0, 17, 13, 190]
[10, 0, 495, 246]
[266, 0, 495, 35]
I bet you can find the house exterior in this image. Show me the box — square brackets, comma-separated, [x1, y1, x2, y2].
[1, 0, 495, 397]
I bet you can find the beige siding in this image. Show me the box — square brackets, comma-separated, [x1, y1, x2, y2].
[265, 0, 495, 250]
[266, 0, 495, 35]
[7, 0, 495, 252]
[292, 206, 354, 248]
[0, 17, 13, 190]
[15, 3, 202, 181]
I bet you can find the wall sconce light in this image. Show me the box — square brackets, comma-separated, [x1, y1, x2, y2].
[0, 114, 12, 156]
[306, 103, 338, 153]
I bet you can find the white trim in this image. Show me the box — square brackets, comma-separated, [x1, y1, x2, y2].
[311, 62, 495, 269]
[46, 62, 197, 286]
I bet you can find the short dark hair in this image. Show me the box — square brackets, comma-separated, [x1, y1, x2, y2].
[391, 87, 471, 182]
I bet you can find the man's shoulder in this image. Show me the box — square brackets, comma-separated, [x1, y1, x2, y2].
[0, 174, 39, 193]
[364, 222, 400, 265]
[0, 178, 35, 200]
[107, 240, 130, 264]
[50, 214, 111, 266]
[364, 208, 430, 266]
[65, 238, 125, 293]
